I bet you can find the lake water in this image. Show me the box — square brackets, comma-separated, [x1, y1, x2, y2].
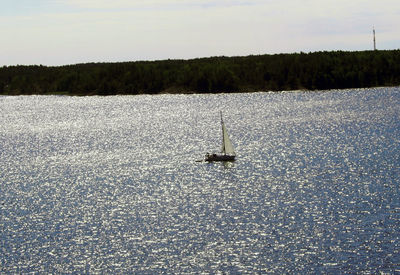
[1, 88, 400, 273]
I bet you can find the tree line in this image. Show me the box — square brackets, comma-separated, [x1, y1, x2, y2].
[1, 50, 400, 95]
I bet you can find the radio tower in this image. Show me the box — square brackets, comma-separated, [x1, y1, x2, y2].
[373, 27, 377, 51]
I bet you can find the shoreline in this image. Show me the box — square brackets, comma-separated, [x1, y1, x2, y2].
[1, 50, 400, 96]
[1, 85, 398, 97]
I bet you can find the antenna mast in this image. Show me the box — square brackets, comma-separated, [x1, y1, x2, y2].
[373, 27, 377, 51]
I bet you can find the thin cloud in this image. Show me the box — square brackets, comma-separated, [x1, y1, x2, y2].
[1, 0, 399, 65]
[63, 0, 266, 11]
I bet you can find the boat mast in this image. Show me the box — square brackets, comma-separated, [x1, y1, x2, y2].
[220, 111, 225, 154]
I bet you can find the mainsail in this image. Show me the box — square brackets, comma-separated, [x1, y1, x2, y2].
[204, 112, 236, 162]
[221, 112, 235, 155]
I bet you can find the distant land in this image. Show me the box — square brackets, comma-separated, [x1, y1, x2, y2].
[1, 50, 400, 95]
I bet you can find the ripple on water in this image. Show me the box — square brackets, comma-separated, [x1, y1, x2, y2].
[1, 88, 400, 273]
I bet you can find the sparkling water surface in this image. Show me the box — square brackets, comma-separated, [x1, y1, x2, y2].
[1, 88, 400, 273]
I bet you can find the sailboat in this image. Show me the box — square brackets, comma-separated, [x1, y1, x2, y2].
[205, 112, 236, 162]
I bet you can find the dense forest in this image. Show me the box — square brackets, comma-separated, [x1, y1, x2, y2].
[1, 50, 400, 95]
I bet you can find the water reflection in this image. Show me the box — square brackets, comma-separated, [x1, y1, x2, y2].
[1, 88, 399, 273]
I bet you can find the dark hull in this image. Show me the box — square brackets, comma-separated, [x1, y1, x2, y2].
[205, 154, 235, 162]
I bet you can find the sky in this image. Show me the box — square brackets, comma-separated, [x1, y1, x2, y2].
[1, 0, 399, 66]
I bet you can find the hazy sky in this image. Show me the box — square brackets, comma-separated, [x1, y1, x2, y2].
[1, 0, 399, 66]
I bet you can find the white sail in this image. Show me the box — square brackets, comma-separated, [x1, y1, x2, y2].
[204, 112, 236, 162]
[221, 113, 235, 155]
